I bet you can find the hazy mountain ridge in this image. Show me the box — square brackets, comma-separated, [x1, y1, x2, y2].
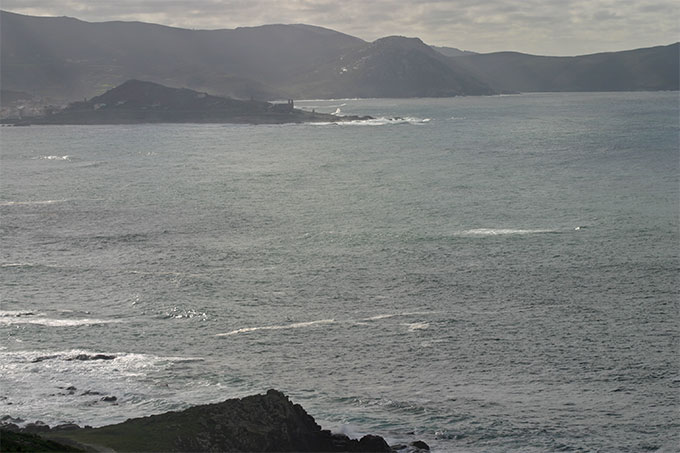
[0, 11, 366, 101]
[452, 44, 680, 93]
[1, 10, 677, 103]
[287, 36, 495, 98]
[431, 46, 477, 57]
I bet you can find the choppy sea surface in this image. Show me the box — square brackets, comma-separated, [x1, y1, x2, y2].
[1, 92, 678, 452]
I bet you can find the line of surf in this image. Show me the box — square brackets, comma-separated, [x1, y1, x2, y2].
[360, 311, 435, 321]
[0, 199, 69, 207]
[218, 311, 436, 336]
[0, 317, 120, 327]
[216, 319, 335, 336]
[311, 116, 431, 126]
[458, 228, 559, 236]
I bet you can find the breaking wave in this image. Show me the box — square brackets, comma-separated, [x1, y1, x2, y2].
[405, 322, 430, 331]
[0, 348, 206, 426]
[312, 116, 431, 126]
[360, 311, 435, 321]
[0, 199, 69, 206]
[0, 310, 39, 317]
[217, 319, 335, 336]
[220, 311, 436, 336]
[458, 228, 559, 236]
[35, 155, 71, 161]
[0, 310, 119, 327]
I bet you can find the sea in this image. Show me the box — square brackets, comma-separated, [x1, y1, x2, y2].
[1, 92, 678, 452]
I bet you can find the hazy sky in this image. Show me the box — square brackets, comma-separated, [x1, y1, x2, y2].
[3, 0, 678, 55]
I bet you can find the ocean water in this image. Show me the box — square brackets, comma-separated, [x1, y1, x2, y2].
[1, 92, 678, 452]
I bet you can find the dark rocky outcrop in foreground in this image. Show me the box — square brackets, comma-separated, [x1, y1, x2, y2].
[10, 79, 372, 126]
[0, 429, 84, 452]
[1, 390, 430, 452]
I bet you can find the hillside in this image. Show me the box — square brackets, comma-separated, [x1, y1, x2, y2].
[431, 46, 477, 58]
[453, 43, 679, 92]
[1, 10, 677, 102]
[289, 36, 495, 98]
[0, 10, 365, 101]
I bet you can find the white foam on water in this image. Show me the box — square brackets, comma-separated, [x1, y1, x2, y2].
[0, 349, 205, 426]
[36, 155, 71, 161]
[0, 317, 119, 327]
[310, 116, 431, 126]
[405, 322, 430, 331]
[343, 116, 431, 126]
[217, 319, 335, 336]
[0, 199, 69, 206]
[0, 349, 203, 383]
[1, 263, 36, 268]
[458, 228, 558, 236]
[360, 311, 436, 321]
[0, 310, 40, 317]
[162, 307, 209, 320]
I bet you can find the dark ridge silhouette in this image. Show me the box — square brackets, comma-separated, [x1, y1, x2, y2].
[9, 79, 373, 125]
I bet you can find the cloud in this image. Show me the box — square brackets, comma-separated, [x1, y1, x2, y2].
[2, 0, 678, 55]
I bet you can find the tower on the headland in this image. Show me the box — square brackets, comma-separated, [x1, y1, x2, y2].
[271, 99, 294, 113]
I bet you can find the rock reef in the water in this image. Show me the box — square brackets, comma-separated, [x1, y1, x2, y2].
[1, 389, 430, 452]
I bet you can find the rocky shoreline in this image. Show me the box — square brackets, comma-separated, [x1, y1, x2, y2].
[2, 79, 374, 126]
[0, 390, 430, 452]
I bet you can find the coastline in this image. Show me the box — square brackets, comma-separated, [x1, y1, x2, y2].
[1, 390, 430, 452]
[3, 110, 373, 126]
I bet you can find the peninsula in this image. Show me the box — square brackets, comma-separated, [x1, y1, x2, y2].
[9, 80, 371, 126]
[0, 390, 430, 452]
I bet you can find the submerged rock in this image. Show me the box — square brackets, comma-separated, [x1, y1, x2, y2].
[68, 354, 116, 361]
[23, 421, 50, 433]
[410, 440, 431, 450]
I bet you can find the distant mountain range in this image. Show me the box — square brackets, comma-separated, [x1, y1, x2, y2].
[1, 10, 677, 103]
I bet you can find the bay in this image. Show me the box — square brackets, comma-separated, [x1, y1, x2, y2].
[1, 92, 678, 452]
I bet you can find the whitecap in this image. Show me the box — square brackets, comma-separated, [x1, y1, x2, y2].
[405, 322, 430, 331]
[162, 307, 208, 320]
[0, 200, 68, 206]
[458, 228, 557, 236]
[310, 116, 430, 127]
[360, 310, 435, 321]
[0, 310, 38, 317]
[0, 317, 119, 327]
[36, 155, 71, 161]
[342, 116, 430, 126]
[1, 349, 203, 376]
[216, 319, 335, 336]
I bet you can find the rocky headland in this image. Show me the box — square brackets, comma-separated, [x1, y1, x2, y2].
[7, 80, 372, 126]
[0, 389, 430, 452]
